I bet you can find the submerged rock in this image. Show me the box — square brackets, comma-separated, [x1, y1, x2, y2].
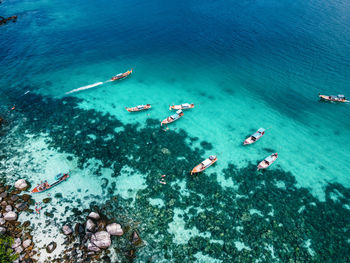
[91, 231, 111, 249]
[62, 225, 72, 235]
[46, 241, 57, 253]
[14, 179, 28, 190]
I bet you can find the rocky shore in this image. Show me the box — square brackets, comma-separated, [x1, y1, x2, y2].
[42, 210, 143, 263]
[0, 179, 37, 262]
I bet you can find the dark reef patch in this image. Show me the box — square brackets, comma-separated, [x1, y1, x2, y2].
[0, 90, 349, 262]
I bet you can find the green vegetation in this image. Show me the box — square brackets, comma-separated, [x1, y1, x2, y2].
[0, 235, 18, 263]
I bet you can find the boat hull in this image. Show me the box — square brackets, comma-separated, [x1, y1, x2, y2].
[161, 112, 184, 126]
[319, 94, 349, 103]
[191, 157, 218, 174]
[111, 69, 132, 81]
[125, 104, 151, 112]
[257, 154, 278, 170]
[169, 104, 195, 110]
[31, 174, 69, 193]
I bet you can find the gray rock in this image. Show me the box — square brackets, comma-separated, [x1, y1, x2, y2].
[4, 211, 17, 221]
[88, 212, 100, 220]
[11, 238, 21, 249]
[5, 205, 12, 212]
[0, 218, 5, 225]
[106, 223, 123, 236]
[22, 239, 31, 248]
[62, 225, 73, 235]
[86, 219, 96, 232]
[15, 202, 28, 211]
[87, 242, 101, 252]
[0, 227, 6, 234]
[14, 179, 28, 190]
[15, 245, 23, 254]
[91, 231, 111, 249]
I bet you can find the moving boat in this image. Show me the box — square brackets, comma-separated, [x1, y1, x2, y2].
[169, 103, 195, 110]
[257, 153, 278, 171]
[191, 155, 218, 175]
[111, 69, 133, 81]
[125, 104, 151, 112]
[161, 110, 184, 126]
[244, 128, 265, 145]
[31, 173, 69, 193]
[319, 94, 349, 103]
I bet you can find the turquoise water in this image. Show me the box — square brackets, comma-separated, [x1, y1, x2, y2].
[1, 0, 350, 262]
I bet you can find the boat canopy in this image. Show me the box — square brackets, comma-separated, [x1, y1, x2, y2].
[176, 110, 183, 114]
[265, 155, 274, 163]
[337, 95, 345, 98]
[137, 105, 144, 109]
[258, 128, 265, 133]
[202, 159, 212, 166]
[170, 114, 178, 120]
[181, 103, 190, 108]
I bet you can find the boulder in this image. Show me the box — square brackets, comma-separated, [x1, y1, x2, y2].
[88, 212, 100, 220]
[11, 238, 21, 249]
[62, 225, 72, 235]
[87, 242, 101, 252]
[15, 246, 23, 254]
[91, 231, 111, 249]
[5, 205, 12, 212]
[106, 223, 123, 236]
[14, 179, 28, 190]
[11, 195, 19, 202]
[22, 239, 31, 248]
[46, 241, 57, 253]
[0, 227, 6, 234]
[0, 218, 5, 225]
[4, 211, 17, 221]
[86, 219, 96, 232]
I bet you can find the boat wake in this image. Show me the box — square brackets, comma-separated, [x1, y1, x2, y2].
[65, 82, 105, 94]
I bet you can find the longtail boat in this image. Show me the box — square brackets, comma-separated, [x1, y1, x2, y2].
[257, 153, 278, 171]
[111, 69, 132, 81]
[161, 110, 184, 126]
[125, 104, 151, 112]
[191, 155, 217, 175]
[169, 103, 194, 111]
[244, 128, 265, 145]
[319, 94, 349, 103]
[31, 173, 69, 193]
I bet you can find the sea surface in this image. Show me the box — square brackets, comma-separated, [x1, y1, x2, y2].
[1, 0, 350, 262]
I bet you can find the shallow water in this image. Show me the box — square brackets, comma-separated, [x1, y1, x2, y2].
[1, 0, 350, 262]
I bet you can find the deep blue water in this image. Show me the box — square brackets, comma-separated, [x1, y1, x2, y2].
[1, 0, 350, 261]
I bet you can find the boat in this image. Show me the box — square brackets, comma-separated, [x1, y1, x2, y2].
[161, 110, 184, 126]
[125, 104, 151, 112]
[31, 173, 69, 193]
[244, 128, 265, 145]
[257, 153, 278, 170]
[191, 155, 218, 175]
[111, 69, 132, 81]
[169, 103, 195, 110]
[319, 94, 349, 103]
